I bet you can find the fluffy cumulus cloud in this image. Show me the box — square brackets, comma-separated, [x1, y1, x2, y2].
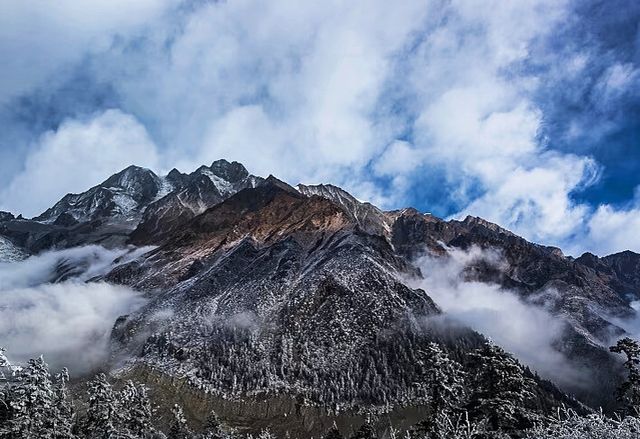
[0, 0, 639, 255]
[0, 109, 160, 217]
[0, 0, 174, 104]
[584, 201, 640, 256]
[100, 0, 432, 183]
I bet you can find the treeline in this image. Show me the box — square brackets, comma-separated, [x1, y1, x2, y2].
[143, 318, 557, 416]
[2, 336, 640, 438]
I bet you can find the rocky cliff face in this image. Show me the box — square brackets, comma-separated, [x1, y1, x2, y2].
[35, 165, 167, 225]
[130, 160, 263, 244]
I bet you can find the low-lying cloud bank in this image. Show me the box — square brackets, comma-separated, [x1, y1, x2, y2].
[410, 246, 587, 389]
[0, 245, 148, 373]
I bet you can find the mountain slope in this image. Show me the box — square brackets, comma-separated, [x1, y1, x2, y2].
[1, 159, 638, 434]
[99, 177, 576, 438]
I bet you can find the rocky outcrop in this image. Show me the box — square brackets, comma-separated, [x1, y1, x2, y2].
[130, 160, 262, 244]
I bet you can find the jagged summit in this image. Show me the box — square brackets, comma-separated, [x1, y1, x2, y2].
[0, 160, 264, 250]
[34, 165, 163, 224]
[0, 211, 14, 222]
[130, 161, 264, 244]
[297, 182, 391, 236]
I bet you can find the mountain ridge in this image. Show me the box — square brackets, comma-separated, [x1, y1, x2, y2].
[1, 159, 639, 435]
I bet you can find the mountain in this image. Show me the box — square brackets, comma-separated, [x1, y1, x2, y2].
[0, 236, 26, 262]
[1, 159, 638, 436]
[130, 160, 263, 244]
[34, 165, 168, 225]
[0, 159, 261, 253]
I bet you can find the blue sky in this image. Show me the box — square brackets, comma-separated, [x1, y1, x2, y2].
[0, 0, 639, 256]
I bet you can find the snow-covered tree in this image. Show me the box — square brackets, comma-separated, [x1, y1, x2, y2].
[200, 410, 235, 439]
[411, 343, 467, 438]
[610, 337, 640, 415]
[120, 380, 156, 438]
[411, 410, 494, 439]
[245, 429, 277, 439]
[467, 342, 537, 432]
[52, 367, 75, 439]
[82, 373, 122, 438]
[411, 411, 489, 439]
[0, 348, 20, 383]
[80, 372, 163, 439]
[168, 404, 192, 439]
[256, 430, 277, 439]
[525, 408, 640, 439]
[0, 356, 74, 439]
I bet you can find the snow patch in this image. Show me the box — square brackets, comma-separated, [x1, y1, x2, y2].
[199, 168, 234, 196]
[0, 237, 27, 262]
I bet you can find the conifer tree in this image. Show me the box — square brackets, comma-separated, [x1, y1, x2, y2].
[83, 373, 120, 438]
[424, 343, 466, 413]
[120, 380, 156, 438]
[411, 343, 467, 438]
[0, 356, 74, 439]
[610, 337, 640, 416]
[201, 410, 232, 439]
[52, 367, 75, 439]
[168, 404, 192, 439]
[467, 342, 536, 432]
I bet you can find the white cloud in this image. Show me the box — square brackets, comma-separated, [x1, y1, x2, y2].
[95, 0, 432, 189]
[411, 245, 589, 389]
[0, 245, 148, 373]
[582, 204, 640, 255]
[0, 109, 160, 217]
[374, 140, 423, 176]
[0, 0, 174, 104]
[457, 154, 600, 243]
[395, 0, 604, 246]
[0, 0, 638, 256]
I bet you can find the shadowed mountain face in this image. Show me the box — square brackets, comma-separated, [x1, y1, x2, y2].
[1, 160, 638, 432]
[130, 160, 263, 244]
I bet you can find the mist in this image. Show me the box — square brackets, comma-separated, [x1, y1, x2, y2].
[410, 245, 588, 389]
[0, 245, 149, 374]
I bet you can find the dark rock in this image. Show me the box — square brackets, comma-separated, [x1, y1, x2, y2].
[53, 212, 79, 227]
[0, 211, 15, 222]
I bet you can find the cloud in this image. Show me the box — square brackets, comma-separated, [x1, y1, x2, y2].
[0, 282, 144, 375]
[379, 0, 606, 248]
[0, 245, 149, 373]
[0, 0, 174, 105]
[0, 109, 160, 217]
[457, 154, 600, 244]
[99, 0, 432, 186]
[0, 0, 639, 256]
[410, 245, 587, 389]
[582, 203, 640, 256]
